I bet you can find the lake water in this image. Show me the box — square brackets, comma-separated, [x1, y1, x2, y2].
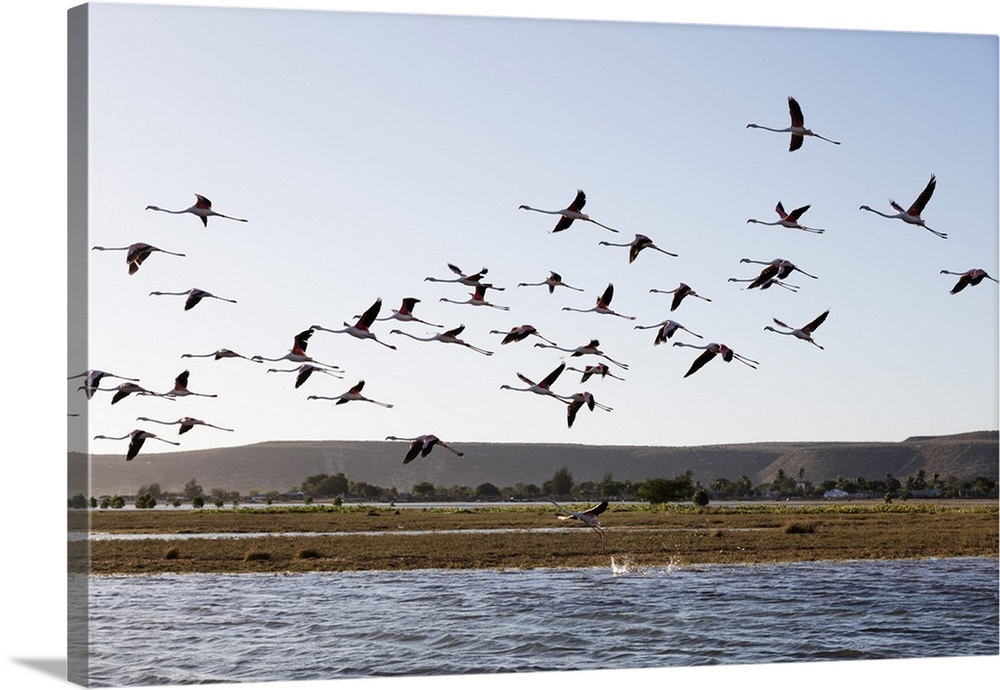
[85, 557, 998, 687]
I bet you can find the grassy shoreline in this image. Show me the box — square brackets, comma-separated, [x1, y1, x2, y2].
[81, 501, 999, 574]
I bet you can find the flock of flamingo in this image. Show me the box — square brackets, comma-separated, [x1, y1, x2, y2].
[74, 96, 996, 550]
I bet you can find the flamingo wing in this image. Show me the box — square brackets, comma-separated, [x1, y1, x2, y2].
[567, 399, 584, 428]
[175, 370, 190, 388]
[539, 362, 566, 388]
[600, 283, 615, 306]
[684, 349, 717, 378]
[568, 189, 586, 212]
[584, 500, 609, 517]
[357, 298, 382, 328]
[804, 310, 830, 334]
[444, 325, 466, 338]
[787, 97, 804, 127]
[402, 439, 423, 464]
[909, 175, 936, 215]
[788, 204, 811, 222]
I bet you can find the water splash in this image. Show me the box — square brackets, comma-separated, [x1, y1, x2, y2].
[610, 554, 647, 575]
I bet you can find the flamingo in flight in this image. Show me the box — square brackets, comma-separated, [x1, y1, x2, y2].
[673, 342, 759, 378]
[519, 189, 620, 234]
[566, 363, 625, 382]
[747, 202, 825, 234]
[253, 329, 340, 369]
[634, 319, 703, 345]
[563, 283, 635, 320]
[439, 283, 509, 311]
[650, 283, 712, 312]
[517, 271, 585, 293]
[746, 96, 841, 151]
[93, 429, 179, 461]
[307, 380, 393, 408]
[374, 298, 444, 328]
[136, 416, 234, 434]
[729, 276, 799, 292]
[267, 364, 343, 388]
[859, 175, 947, 239]
[162, 370, 218, 398]
[424, 264, 495, 288]
[500, 362, 569, 401]
[549, 500, 609, 553]
[764, 310, 830, 349]
[69, 370, 140, 400]
[385, 434, 464, 464]
[91, 242, 185, 275]
[149, 288, 237, 311]
[533, 338, 629, 370]
[181, 348, 259, 362]
[739, 258, 819, 282]
[312, 298, 397, 349]
[564, 392, 613, 429]
[89, 381, 175, 405]
[940, 268, 999, 294]
[389, 325, 494, 356]
[145, 194, 247, 227]
[598, 233, 677, 263]
[488, 324, 558, 346]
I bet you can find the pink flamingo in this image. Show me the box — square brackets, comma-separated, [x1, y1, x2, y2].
[93, 429, 180, 461]
[598, 233, 677, 263]
[312, 298, 397, 349]
[389, 325, 493, 356]
[649, 283, 712, 312]
[764, 310, 830, 349]
[307, 380, 393, 408]
[145, 194, 247, 227]
[136, 416, 234, 434]
[563, 283, 635, 320]
[517, 271, 585, 293]
[91, 242, 185, 275]
[747, 202, 825, 234]
[746, 96, 841, 151]
[149, 288, 237, 311]
[673, 342, 759, 378]
[940, 268, 999, 294]
[374, 298, 444, 328]
[859, 175, 946, 239]
[519, 189, 620, 233]
[385, 434, 464, 464]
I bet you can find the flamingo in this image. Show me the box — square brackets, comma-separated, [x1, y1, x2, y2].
[564, 392, 613, 429]
[746, 96, 841, 151]
[764, 310, 830, 349]
[149, 288, 237, 311]
[673, 341, 759, 378]
[162, 370, 218, 398]
[93, 429, 179, 461]
[859, 175, 946, 239]
[563, 283, 635, 320]
[500, 362, 569, 401]
[181, 348, 259, 362]
[747, 202, 825, 234]
[69, 370, 140, 400]
[307, 380, 393, 408]
[389, 325, 494, 356]
[566, 363, 625, 382]
[549, 499, 609, 553]
[518, 189, 620, 233]
[634, 319, 703, 345]
[940, 268, 999, 294]
[312, 298, 397, 349]
[253, 329, 340, 369]
[728, 276, 799, 292]
[89, 381, 175, 405]
[517, 271, 585, 293]
[145, 194, 247, 227]
[424, 264, 495, 288]
[438, 283, 509, 311]
[738, 258, 819, 284]
[649, 283, 712, 312]
[136, 416, 234, 434]
[533, 338, 629, 370]
[385, 434, 464, 464]
[374, 298, 444, 328]
[598, 233, 677, 263]
[267, 364, 343, 388]
[488, 324, 558, 346]
[91, 242, 185, 275]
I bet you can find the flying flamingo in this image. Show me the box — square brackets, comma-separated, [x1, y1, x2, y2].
[91, 242, 185, 275]
[500, 362, 569, 401]
[439, 283, 509, 311]
[673, 341, 759, 378]
[634, 319, 703, 345]
[312, 298, 397, 349]
[533, 338, 629, 370]
[488, 324, 558, 346]
[385, 434, 464, 464]
[764, 310, 830, 349]
[93, 429, 180, 461]
[307, 380, 393, 408]
[518, 189, 620, 234]
[859, 175, 946, 239]
[649, 283, 712, 312]
[517, 271, 585, 293]
[267, 364, 343, 388]
[424, 264, 495, 288]
[374, 298, 444, 328]
[598, 233, 677, 263]
[69, 370, 140, 400]
[728, 276, 799, 292]
[564, 392, 613, 429]
[563, 283, 635, 320]
[136, 416, 234, 434]
[389, 325, 494, 356]
[739, 258, 819, 282]
[162, 370, 218, 398]
[549, 499, 609, 553]
[746, 96, 841, 151]
[940, 268, 999, 294]
[149, 288, 237, 311]
[253, 329, 340, 369]
[566, 363, 625, 382]
[181, 348, 259, 362]
[145, 194, 248, 227]
[747, 202, 825, 234]
[89, 381, 175, 405]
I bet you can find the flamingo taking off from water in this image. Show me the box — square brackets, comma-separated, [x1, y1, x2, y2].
[385, 434, 464, 464]
[598, 233, 677, 263]
[136, 416, 234, 434]
[533, 338, 629, 370]
[650, 283, 712, 312]
[375, 298, 444, 328]
[859, 175, 946, 239]
[673, 342, 759, 378]
[145, 194, 247, 227]
[162, 370, 218, 398]
[390, 325, 494, 356]
[439, 283, 509, 311]
[312, 298, 397, 349]
[940, 268, 999, 294]
[307, 380, 393, 408]
[549, 499, 609, 553]
[424, 264, 495, 288]
[91, 242, 185, 275]
[564, 392, 613, 429]
[764, 310, 830, 349]
[566, 363, 625, 382]
[746, 97, 841, 151]
[93, 429, 180, 461]
[181, 348, 259, 362]
[267, 364, 343, 388]
[488, 324, 558, 346]
[563, 283, 635, 320]
[253, 329, 340, 369]
[517, 271, 585, 293]
[519, 189, 620, 234]
[149, 288, 237, 311]
[500, 362, 569, 401]
[69, 370, 140, 400]
[747, 202, 825, 234]
[634, 319, 703, 345]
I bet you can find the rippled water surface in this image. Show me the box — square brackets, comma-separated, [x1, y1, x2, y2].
[87, 557, 998, 686]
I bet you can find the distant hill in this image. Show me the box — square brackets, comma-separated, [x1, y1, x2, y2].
[72, 430, 998, 497]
